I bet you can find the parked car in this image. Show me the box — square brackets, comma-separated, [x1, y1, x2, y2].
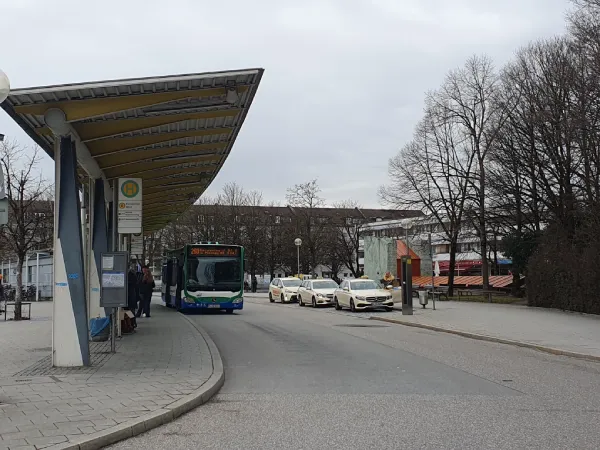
[297, 279, 339, 307]
[333, 278, 394, 312]
[269, 277, 302, 303]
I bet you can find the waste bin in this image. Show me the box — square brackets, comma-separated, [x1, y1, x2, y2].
[90, 317, 110, 342]
[418, 290, 428, 308]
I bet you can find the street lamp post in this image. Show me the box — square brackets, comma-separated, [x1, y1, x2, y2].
[294, 238, 302, 277]
[0, 69, 10, 206]
[0, 69, 10, 229]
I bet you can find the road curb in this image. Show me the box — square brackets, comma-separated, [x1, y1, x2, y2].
[48, 314, 225, 450]
[370, 316, 600, 363]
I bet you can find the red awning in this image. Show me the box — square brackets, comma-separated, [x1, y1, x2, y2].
[437, 260, 481, 271]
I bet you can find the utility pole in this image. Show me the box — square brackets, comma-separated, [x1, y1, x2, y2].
[0, 68, 10, 227]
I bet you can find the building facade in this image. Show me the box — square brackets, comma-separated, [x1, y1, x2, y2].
[361, 216, 512, 277]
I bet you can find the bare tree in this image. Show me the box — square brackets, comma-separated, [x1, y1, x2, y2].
[286, 179, 327, 275]
[331, 199, 364, 278]
[0, 141, 52, 320]
[241, 190, 266, 279]
[218, 182, 246, 244]
[429, 55, 507, 289]
[380, 108, 475, 296]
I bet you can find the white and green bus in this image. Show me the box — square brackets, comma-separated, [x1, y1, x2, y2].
[161, 243, 244, 313]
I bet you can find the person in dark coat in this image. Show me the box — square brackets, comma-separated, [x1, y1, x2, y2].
[251, 276, 257, 293]
[136, 266, 155, 318]
[127, 263, 139, 328]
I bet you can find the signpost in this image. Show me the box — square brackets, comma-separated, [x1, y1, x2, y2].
[130, 232, 143, 257]
[117, 178, 142, 234]
[401, 256, 413, 315]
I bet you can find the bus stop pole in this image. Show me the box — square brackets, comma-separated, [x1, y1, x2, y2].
[110, 307, 117, 353]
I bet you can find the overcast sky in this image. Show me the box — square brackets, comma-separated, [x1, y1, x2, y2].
[0, 0, 569, 207]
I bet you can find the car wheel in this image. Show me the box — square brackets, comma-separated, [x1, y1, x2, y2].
[334, 298, 342, 310]
[269, 292, 274, 303]
[281, 294, 286, 304]
[385, 307, 394, 312]
[350, 299, 356, 312]
[298, 295, 304, 306]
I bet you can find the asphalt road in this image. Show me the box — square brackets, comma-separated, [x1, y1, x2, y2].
[110, 296, 600, 450]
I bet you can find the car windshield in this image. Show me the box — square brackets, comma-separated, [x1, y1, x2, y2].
[350, 280, 379, 290]
[282, 279, 302, 287]
[186, 256, 242, 292]
[312, 280, 338, 289]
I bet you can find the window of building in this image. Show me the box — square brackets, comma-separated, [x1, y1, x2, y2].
[435, 244, 450, 254]
[275, 216, 281, 224]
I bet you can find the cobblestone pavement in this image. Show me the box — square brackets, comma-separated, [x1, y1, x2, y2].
[0, 298, 214, 449]
[244, 293, 600, 358]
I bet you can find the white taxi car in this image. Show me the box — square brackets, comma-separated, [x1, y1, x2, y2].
[297, 279, 339, 307]
[333, 278, 394, 312]
[269, 277, 302, 303]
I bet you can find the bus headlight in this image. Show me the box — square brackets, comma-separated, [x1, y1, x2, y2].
[184, 297, 196, 304]
[233, 297, 243, 304]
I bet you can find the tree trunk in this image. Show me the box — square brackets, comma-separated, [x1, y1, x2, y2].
[14, 258, 24, 321]
[479, 157, 490, 290]
[511, 272, 522, 297]
[448, 239, 458, 297]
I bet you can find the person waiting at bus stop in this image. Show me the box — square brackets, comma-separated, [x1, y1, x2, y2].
[136, 266, 155, 318]
[126, 263, 138, 329]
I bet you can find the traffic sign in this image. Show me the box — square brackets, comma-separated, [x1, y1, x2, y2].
[117, 178, 142, 234]
[130, 232, 144, 256]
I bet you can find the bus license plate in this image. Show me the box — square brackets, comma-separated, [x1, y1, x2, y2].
[207, 304, 220, 309]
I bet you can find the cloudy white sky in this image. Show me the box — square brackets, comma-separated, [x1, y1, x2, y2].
[0, 0, 569, 207]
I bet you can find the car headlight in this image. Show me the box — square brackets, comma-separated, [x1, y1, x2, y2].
[233, 297, 243, 304]
[386, 295, 392, 300]
[317, 293, 326, 298]
[355, 295, 366, 301]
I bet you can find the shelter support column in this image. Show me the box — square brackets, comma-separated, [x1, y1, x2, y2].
[52, 136, 90, 367]
[89, 178, 109, 319]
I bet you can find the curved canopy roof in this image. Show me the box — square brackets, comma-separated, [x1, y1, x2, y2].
[1, 68, 264, 232]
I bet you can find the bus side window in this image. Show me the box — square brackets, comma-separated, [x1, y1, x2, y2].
[170, 259, 178, 288]
[176, 258, 184, 288]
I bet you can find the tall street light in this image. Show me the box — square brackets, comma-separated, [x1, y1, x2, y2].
[0, 69, 10, 226]
[294, 238, 302, 277]
[0, 69, 9, 149]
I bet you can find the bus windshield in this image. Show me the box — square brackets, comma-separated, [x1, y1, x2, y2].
[186, 256, 242, 293]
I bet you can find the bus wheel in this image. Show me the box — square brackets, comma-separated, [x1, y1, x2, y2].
[225, 309, 234, 314]
[269, 293, 274, 303]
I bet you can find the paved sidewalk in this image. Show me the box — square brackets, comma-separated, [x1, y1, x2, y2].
[383, 300, 600, 360]
[0, 296, 222, 450]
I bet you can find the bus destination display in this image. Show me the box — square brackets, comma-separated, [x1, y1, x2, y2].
[189, 246, 240, 257]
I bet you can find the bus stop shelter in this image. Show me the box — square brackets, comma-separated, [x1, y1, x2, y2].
[1, 68, 264, 367]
